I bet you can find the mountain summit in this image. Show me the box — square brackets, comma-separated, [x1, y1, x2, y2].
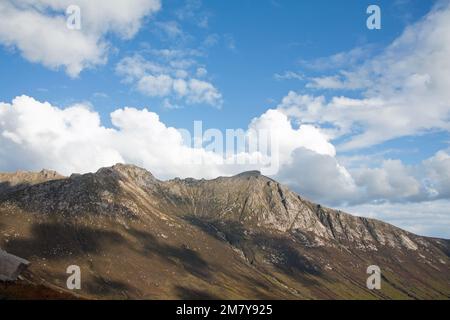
[0, 164, 449, 299]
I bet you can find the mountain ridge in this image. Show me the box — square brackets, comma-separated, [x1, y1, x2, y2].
[0, 164, 449, 299]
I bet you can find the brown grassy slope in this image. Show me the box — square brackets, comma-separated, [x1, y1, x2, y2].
[0, 164, 449, 299]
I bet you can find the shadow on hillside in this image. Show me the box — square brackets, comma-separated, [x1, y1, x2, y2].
[127, 228, 212, 280]
[252, 233, 322, 284]
[0, 175, 139, 219]
[84, 275, 137, 298]
[182, 216, 247, 245]
[182, 216, 322, 285]
[174, 286, 221, 300]
[4, 218, 214, 286]
[3, 221, 215, 297]
[440, 239, 450, 258]
[0, 181, 31, 199]
[4, 222, 125, 260]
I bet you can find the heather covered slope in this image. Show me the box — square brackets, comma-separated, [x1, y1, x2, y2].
[0, 164, 449, 299]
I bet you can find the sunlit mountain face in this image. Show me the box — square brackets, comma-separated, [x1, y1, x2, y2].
[0, 0, 449, 300]
[0, 165, 449, 299]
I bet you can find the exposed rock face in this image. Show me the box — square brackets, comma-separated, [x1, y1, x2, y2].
[0, 164, 449, 299]
[0, 249, 30, 281]
[159, 173, 423, 252]
[0, 170, 63, 197]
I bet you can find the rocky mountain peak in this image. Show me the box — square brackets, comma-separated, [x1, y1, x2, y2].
[233, 170, 262, 178]
[0, 169, 64, 196]
[94, 163, 158, 187]
[37, 169, 62, 179]
[0, 165, 444, 252]
[0, 165, 449, 299]
[0, 169, 63, 184]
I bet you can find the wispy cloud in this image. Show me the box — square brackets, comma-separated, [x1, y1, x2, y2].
[280, 2, 450, 151]
[298, 45, 373, 72]
[116, 53, 223, 107]
[274, 71, 304, 81]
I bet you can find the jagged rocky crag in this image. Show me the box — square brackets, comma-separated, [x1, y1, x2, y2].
[0, 164, 449, 299]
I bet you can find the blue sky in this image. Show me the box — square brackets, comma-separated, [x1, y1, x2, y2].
[0, 0, 449, 238]
[0, 0, 437, 129]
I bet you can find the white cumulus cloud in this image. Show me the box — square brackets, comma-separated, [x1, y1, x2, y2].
[0, 95, 327, 179]
[116, 54, 223, 107]
[0, 0, 161, 77]
[281, 2, 450, 150]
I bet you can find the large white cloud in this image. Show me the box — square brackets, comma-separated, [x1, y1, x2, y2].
[0, 0, 161, 77]
[248, 109, 336, 160]
[281, 2, 450, 150]
[282, 147, 450, 207]
[351, 160, 422, 203]
[276, 148, 358, 205]
[422, 150, 450, 199]
[0, 95, 328, 179]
